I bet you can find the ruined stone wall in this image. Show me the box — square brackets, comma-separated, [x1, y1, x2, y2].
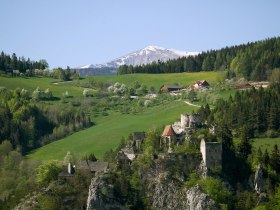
[200, 139, 222, 170]
[181, 114, 189, 128]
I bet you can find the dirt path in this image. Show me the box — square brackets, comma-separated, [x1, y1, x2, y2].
[52, 81, 73, 85]
[184, 101, 201, 107]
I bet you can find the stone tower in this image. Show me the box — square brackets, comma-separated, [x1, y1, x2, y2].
[200, 139, 222, 171]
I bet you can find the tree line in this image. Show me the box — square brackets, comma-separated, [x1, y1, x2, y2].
[118, 37, 280, 81]
[0, 51, 48, 73]
[199, 83, 280, 138]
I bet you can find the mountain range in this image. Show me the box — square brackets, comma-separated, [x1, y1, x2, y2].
[75, 46, 199, 76]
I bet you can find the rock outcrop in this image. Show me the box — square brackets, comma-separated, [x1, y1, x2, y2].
[254, 165, 264, 194]
[86, 173, 124, 210]
[186, 184, 219, 210]
[146, 172, 219, 210]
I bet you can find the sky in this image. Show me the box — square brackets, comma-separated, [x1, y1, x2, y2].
[0, 0, 280, 69]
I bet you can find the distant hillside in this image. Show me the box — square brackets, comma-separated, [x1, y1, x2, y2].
[118, 37, 280, 81]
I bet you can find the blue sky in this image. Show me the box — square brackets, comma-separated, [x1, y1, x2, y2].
[0, 0, 279, 68]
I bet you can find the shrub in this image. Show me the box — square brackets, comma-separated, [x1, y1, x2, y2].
[83, 89, 89, 97]
[36, 161, 61, 186]
[266, 130, 279, 138]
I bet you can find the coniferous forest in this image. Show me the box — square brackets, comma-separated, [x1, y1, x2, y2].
[0, 52, 48, 73]
[118, 37, 280, 81]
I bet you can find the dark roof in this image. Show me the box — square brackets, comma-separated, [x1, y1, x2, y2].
[76, 160, 108, 173]
[77, 160, 90, 170]
[162, 125, 176, 137]
[88, 160, 108, 173]
[196, 80, 209, 85]
[161, 85, 182, 91]
[166, 85, 182, 89]
[132, 132, 145, 141]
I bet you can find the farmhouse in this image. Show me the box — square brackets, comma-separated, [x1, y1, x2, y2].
[160, 84, 182, 92]
[189, 80, 210, 90]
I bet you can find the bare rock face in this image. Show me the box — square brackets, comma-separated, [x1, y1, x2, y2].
[86, 174, 124, 210]
[186, 184, 219, 210]
[145, 170, 219, 210]
[254, 165, 264, 194]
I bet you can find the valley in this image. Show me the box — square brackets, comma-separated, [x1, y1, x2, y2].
[0, 36, 280, 210]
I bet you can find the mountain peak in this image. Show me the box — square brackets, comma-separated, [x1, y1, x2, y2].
[76, 46, 200, 75]
[143, 45, 165, 51]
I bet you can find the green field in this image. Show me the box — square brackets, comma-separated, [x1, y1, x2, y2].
[0, 76, 86, 97]
[0, 71, 220, 93]
[28, 100, 197, 160]
[252, 137, 280, 152]
[82, 71, 220, 89]
[0, 72, 233, 161]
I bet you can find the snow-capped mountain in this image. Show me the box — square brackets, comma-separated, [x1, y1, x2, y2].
[76, 46, 199, 76]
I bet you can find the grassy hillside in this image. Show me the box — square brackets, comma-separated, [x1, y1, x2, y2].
[0, 72, 222, 161]
[0, 76, 85, 97]
[28, 100, 197, 160]
[83, 71, 220, 89]
[0, 71, 220, 92]
[253, 137, 280, 152]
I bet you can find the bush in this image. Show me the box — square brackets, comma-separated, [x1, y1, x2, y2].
[83, 89, 89, 97]
[199, 177, 232, 205]
[266, 130, 279, 138]
[36, 161, 61, 186]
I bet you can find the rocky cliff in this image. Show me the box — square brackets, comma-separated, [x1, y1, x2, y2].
[86, 171, 218, 210]
[86, 173, 124, 210]
[86, 153, 219, 210]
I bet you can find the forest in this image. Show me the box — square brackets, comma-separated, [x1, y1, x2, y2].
[0, 87, 91, 154]
[0, 52, 48, 73]
[199, 83, 280, 138]
[118, 37, 280, 81]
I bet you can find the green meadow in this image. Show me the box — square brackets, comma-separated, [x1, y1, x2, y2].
[0, 71, 239, 161]
[82, 71, 220, 88]
[28, 100, 197, 160]
[252, 137, 280, 152]
[0, 76, 85, 97]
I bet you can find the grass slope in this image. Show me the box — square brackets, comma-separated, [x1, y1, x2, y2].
[252, 137, 280, 152]
[84, 71, 220, 88]
[0, 76, 85, 97]
[28, 101, 197, 161]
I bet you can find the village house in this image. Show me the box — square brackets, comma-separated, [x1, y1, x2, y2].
[160, 84, 182, 92]
[189, 80, 210, 90]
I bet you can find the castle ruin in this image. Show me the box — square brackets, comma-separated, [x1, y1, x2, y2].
[200, 139, 222, 171]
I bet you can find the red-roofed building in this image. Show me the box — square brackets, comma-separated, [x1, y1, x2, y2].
[161, 125, 177, 153]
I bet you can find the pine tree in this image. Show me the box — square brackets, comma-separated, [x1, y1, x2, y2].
[263, 149, 270, 168]
[237, 125, 252, 159]
[270, 144, 280, 173]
